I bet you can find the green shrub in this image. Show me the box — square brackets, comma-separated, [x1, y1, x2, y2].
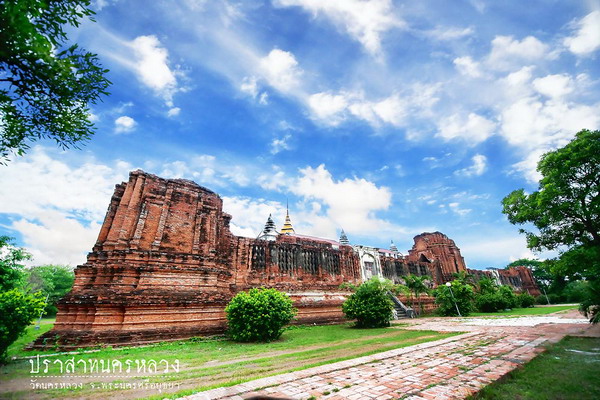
[498, 285, 519, 309]
[517, 292, 536, 308]
[563, 281, 590, 303]
[0, 289, 45, 362]
[475, 292, 505, 312]
[225, 288, 297, 342]
[342, 277, 394, 328]
[433, 280, 475, 316]
[535, 294, 550, 305]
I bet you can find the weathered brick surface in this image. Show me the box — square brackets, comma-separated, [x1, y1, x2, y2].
[407, 232, 467, 283]
[32, 171, 362, 349]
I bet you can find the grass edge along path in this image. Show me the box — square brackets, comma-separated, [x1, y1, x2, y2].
[469, 304, 577, 318]
[469, 335, 600, 400]
[1, 323, 458, 400]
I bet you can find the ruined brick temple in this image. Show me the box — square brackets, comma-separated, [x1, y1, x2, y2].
[32, 170, 531, 349]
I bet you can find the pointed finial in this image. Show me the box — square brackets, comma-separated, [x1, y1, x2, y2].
[280, 202, 295, 234]
[390, 240, 398, 252]
[258, 213, 278, 241]
[339, 229, 350, 245]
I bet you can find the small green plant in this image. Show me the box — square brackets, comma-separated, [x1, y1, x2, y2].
[433, 280, 475, 316]
[225, 288, 297, 342]
[0, 289, 45, 362]
[342, 277, 394, 328]
[517, 292, 535, 308]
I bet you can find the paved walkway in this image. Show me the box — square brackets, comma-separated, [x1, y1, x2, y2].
[182, 310, 598, 400]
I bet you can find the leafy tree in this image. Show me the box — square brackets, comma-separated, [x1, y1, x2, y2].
[403, 275, 430, 316]
[477, 277, 498, 296]
[433, 280, 475, 317]
[452, 270, 476, 286]
[0, 0, 110, 163]
[26, 265, 74, 315]
[502, 129, 600, 323]
[342, 277, 394, 328]
[0, 236, 31, 291]
[0, 289, 45, 362]
[502, 129, 600, 250]
[225, 288, 296, 342]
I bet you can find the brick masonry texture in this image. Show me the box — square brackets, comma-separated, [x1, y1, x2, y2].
[32, 171, 363, 349]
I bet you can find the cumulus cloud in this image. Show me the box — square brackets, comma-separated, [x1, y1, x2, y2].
[500, 96, 600, 149]
[167, 107, 181, 117]
[488, 35, 548, 70]
[259, 49, 303, 93]
[454, 154, 487, 177]
[291, 164, 398, 236]
[453, 56, 482, 78]
[0, 147, 131, 265]
[129, 35, 183, 108]
[563, 11, 600, 55]
[437, 113, 496, 144]
[532, 74, 574, 99]
[114, 115, 137, 133]
[308, 86, 438, 130]
[308, 92, 349, 123]
[274, 0, 403, 57]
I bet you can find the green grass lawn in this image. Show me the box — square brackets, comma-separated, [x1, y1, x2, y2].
[469, 305, 577, 317]
[470, 336, 600, 400]
[0, 322, 458, 400]
[6, 318, 55, 359]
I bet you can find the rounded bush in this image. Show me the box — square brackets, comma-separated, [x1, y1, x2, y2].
[518, 292, 535, 308]
[475, 292, 505, 312]
[342, 278, 394, 328]
[433, 280, 475, 316]
[498, 285, 518, 309]
[225, 288, 296, 342]
[0, 289, 45, 362]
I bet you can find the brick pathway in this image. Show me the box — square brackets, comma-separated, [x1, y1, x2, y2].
[182, 310, 598, 400]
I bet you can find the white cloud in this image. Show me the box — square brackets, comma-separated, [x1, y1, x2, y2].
[223, 196, 286, 238]
[510, 149, 546, 183]
[308, 92, 349, 123]
[427, 26, 474, 41]
[563, 11, 600, 55]
[454, 154, 487, 177]
[291, 164, 399, 236]
[240, 76, 259, 98]
[500, 97, 600, 149]
[532, 74, 573, 99]
[274, 0, 403, 57]
[270, 134, 292, 154]
[0, 147, 131, 265]
[453, 56, 482, 78]
[114, 115, 137, 133]
[437, 113, 496, 144]
[259, 49, 303, 93]
[448, 202, 471, 216]
[488, 35, 548, 70]
[167, 107, 181, 117]
[129, 35, 183, 107]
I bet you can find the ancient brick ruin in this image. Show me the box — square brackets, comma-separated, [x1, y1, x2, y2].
[32, 170, 537, 349]
[468, 266, 542, 297]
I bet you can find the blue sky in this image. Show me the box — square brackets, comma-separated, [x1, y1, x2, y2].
[1, 0, 599, 268]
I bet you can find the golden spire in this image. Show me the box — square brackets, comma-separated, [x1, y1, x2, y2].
[280, 200, 295, 234]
